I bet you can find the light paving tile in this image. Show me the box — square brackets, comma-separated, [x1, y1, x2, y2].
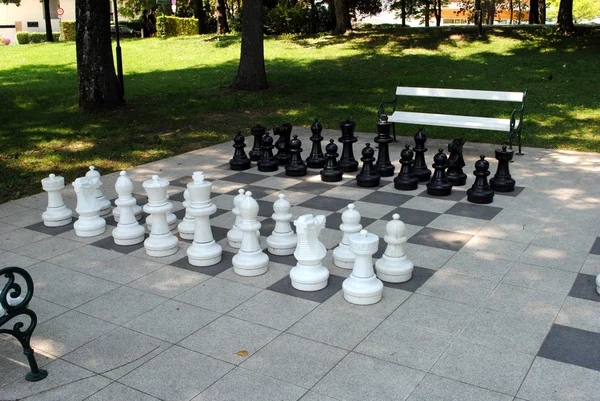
[27, 296, 70, 324]
[518, 244, 587, 272]
[129, 241, 190, 265]
[12, 236, 84, 261]
[441, 251, 515, 283]
[321, 185, 375, 200]
[256, 175, 312, 190]
[175, 277, 261, 313]
[56, 225, 114, 245]
[501, 262, 578, 295]
[407, 374, 513, 401]
[298, 392, 339, 401]
[0, 228, 50, 251]
[179, 315, 280, 365]
[76, 286, 168, 325]
[427, 214, 488, 235]
[35, 272, 120, 309]
[241, 333, 348, 389]
[347, 201, 396, 219]
[84, 255, 165, 284]
[217, 262, 292, 289]
[460, 236, 528, 262]
[555, 296, 600, 333]
[481, 283, 566, 322]
[22, 374, 111, 401]
[431, 339, 534, 396]
[0, 209, 44, 227]
[125, 300, 220, 343]
[87, 382, 161, 401]
[0, 338, 54, 388]
[517, 357, 600, 401]
[25, 261, 74, 291]
[477, 221, 542, 243]
[0, 251, 41, 267]
[401, 197, 456, 213]
[404, 243, 456, 270]
[47, 245, 123, 273]
[128, 265, 211, 298]
[356, 320, 453, 371]
[262, 190, 317, 205]
[119, 345, 234, 401]
[313, 352, 425, 401]
[531, 229, 597, 253]
[228, 290, 318, 331]
[363, 219, 422, 239]
[580, 253, 600, 275]
[416, 269, 497, 306]
[0, 202, 30, 219]
[321, 287, 412, 320]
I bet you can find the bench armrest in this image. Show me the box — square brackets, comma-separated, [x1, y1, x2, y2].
[1, 267, 34, 315]
[378, 97, 398, 119]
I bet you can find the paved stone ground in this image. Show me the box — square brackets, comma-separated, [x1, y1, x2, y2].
[1, 128, 600, 401]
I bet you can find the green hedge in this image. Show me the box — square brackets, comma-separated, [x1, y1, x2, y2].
[60, 20, 76, 41]
[16, 31, 29, 44]
[15, 31, 60, 44]
[156, 16, 199, 37]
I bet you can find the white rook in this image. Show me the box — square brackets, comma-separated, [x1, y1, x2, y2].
[375, 214, 413, 283]
[289, 214, 329, 291]
[143, 175, 179, 257]
[41, 173, 72, 227]
[343, 229, 383, 305]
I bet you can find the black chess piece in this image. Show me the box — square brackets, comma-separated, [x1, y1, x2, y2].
[394, 144, 419, 191]
[338, 118, 359, 172]
[286, 135, 307, 177]
[249, 124, 266, 162]
[427, 148, 453, 196]
[229, 131, 251, 171]
[306, 118, 326, 169]
[467, 155, 495, 204]
[374, 115, 395, 177]
[490, 145, 515, 192]
[257, 132, 279, 172]
[356, 143, 381, 187]
[320, 139, 343, 182]
[412, 128, 432, 182]
[447, 138, 467, 186]
[274, 124, 292, 166]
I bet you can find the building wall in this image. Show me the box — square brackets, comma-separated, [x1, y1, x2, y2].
[0, 0, 76, 35]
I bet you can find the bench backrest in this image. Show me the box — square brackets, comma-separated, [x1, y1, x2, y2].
[395, 86, 524, 102]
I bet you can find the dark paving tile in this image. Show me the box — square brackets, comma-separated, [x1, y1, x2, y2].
[538, 324, 600, 372]
[212, 226, 229, 242]
[590, 237, 600, 255]
[407, 227, 473, 251]
[287, 181, 338, 195]
[267, 274, 344, 303]
[259, 218, 297, 237]
[220, 172, 266, 185]
[341, 179, 383, 189]
[382, 266, 435, 292]
[174, 209, 186, 220]
[216, 163, 231, 170]
[298, 196, 350, 213]
[25, 220, 76, 235]
[170, 191, 186, 202]
[418, 189, 468, 202]
[256, 200, 276, 218]
[324, 212, 376, 231]
[445, 203, 502, 221]
[170, 250, 235, 276]
[373, 237, 386, 259]
[226, 185, 278, 200]
[381, 208, 440, 227]
[496, 185, 525, 197]
[568, 274, 600, 303]
[267, 253, 297, 267]
[103, 215, 119, 227]
[90, 235, 146, 254]
[170, 176, 193, 187]
[275, 169, 320, 179]
[358, 191, 413, 207]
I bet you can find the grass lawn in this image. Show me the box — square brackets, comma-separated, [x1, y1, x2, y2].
[1, 25, 599, 203]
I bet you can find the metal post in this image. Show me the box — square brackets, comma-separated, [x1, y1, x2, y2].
[113, 0, 124, 96]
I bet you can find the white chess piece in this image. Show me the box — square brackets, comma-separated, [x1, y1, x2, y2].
[266, 193, 297, 256]
[85, 166, 112, 216]
[343, 229, 383, 305]
[145, 210, 177, 231]
[289, 214, 329, 291]
[333, 203, 362, 269]
[143, 175, 179, 257]
[186, 172, 222, 266]
[112, 171, 146, 246]
[112, 170, 142, 222]
[227, 189, 246, 248]
[375, 214, 413, 283]
[232, 191, 269, 277]
[73, 177, 106, 237]
[596, 274, 600, 295]
[41, 173, 72, 227]
[177, 189, 195, 240]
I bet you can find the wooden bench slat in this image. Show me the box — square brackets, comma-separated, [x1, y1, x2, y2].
[389, 111, 520, 132]
[395, 87, 524, 102]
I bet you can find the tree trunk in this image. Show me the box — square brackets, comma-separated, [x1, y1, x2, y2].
[76, 0, 123, 112]
[43, 0, 53, 42]
[556, 0, 575, 34]
[436, 0, 441, 26]
[509, 0, 513, 24]
[401, 0, 406, 26]
[195, 0, 207, 33]
[333, 0, 350, 34]
[486, 0, 495, 24]
[215, 0, 230, 34]
[475, 0, 483, 33]
[425, 0, 430, 26]
[529, 0, 540, 23]
[230, 0, 267, 90]
[538, 0, 546, 23]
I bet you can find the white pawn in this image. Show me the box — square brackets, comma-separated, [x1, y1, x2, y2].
[177, 189, 195, 240]
[85, 166, 112, 216]
[289, 214, 329, 291]
[227, 189, 246, 248]
[41, 173, 73, 227]
[186, 172, 222, 266]
[143, 175, 179, 257]
[112, 170, 142, 222]
[112, 171, 146, 246]
[375, 214, 413, 283]
[232, 191, 269, 277]
[343, 229, 383, 305]
[266, 193, 297, 256]
[73, 177, 106, 237]
[333, 204, 362, 269]
[596, 274, 600, 295]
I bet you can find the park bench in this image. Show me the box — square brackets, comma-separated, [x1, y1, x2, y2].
[1, 266, 48, 381]
[378, 86, 528, 155]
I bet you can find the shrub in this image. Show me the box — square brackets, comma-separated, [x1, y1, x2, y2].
[156, 16, 199, 37]
[60, 20, 76, 41]
[16, 31, 29, 44]
[29, 32, 45, 43]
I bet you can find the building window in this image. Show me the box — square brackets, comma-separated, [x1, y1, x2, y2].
[27, 21, 39, 28]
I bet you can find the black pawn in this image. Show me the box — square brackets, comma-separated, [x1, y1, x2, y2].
[249, 124, 266, 162]
[374, 115, 395, 177]
[306, 118, 326, 168]
[257, 132, 278, 172]
[229, 131, 251, 171]
[394, 144, 419, 191]
[320, 139, 343, 182]
[274, 124, 292, 166]
[490, 145, 515, 192]
[467, 155, 495, 204]
[338, 118, 359, 172]
[356, 143, 381, 187]
[427, 148, 453, 196]
[286, 135, 307, 177]
[447, 138, 467, 186]
[412, 128, 431, 182]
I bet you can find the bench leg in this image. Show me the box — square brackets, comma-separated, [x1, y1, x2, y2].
[1, 311, 48, 381]
[24, 346, 48, 382]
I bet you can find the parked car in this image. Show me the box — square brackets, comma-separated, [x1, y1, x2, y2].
[110, 25, 140, 38]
